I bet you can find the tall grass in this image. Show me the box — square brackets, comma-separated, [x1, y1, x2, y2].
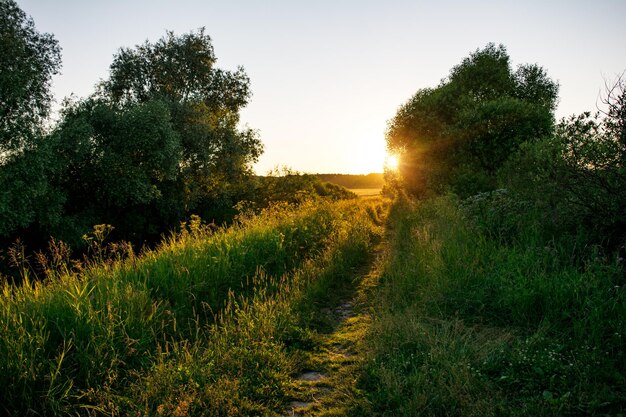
[357, 196, 625, 416]
[0, 198, 384, 416]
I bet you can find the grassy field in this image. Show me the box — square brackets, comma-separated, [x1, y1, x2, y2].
[1, 194, 624, 416]
[348, 188, 382, 197]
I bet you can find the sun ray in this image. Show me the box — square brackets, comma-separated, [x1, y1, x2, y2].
[385, 153, 399, 171]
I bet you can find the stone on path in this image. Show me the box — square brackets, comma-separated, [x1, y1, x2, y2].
[297, 371, 325, 382]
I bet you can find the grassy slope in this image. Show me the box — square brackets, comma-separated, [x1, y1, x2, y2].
[356, 196, 626, 416]
[0, 198, 385, 416]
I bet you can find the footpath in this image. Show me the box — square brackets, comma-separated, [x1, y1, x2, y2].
[284, 245, 386, 416]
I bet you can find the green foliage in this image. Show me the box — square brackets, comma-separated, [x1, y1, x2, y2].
[0, 0, 61, 155]
[1, 26, 264, 251]
[0, 1, 63, 244]
[0, 140, 64, 237]
[513, 63, 560, 111]
[249, 168, 356, 209]
[448, 43, 515, 102]
[102, 28, 249, 109]
[47, 98, 182, 243]
[100, 28, 262, 220]
[458, 97, 553, 174]
[0, 199, 382, 415]
[386, 43, 558, 197]
[358, 197, 626, 416]
[500, 76, 626, 249]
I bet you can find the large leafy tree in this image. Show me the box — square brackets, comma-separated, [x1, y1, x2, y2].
[387, 44, 558, 197]
[2, 25, 263, 247]
[99, 29, 262, 219]
[43, 29, 263, 244]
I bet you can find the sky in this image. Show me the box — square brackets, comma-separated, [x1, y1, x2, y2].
[17, 0, 626, 175]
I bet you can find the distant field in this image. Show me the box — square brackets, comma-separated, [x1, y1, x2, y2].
[349, 188, 382, 196]
[316, 173, 384, 189]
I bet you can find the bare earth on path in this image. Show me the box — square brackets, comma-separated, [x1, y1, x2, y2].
[284, 244, 386, 417]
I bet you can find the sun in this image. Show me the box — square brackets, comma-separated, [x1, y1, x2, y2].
[385, 154, 399, 171]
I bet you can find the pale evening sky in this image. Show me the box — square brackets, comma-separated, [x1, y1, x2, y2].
[17, 0, 626, 174]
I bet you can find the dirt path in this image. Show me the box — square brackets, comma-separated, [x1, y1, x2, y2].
[284, 248, 385, 416]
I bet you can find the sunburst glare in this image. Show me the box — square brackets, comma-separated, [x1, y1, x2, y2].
[385, 154, 399, 171]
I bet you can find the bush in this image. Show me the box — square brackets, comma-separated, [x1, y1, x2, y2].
[500, 77, 626, 252]
[248, 168, 356, 210]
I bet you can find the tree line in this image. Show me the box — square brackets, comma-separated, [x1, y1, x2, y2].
[315, 173, 384, 189]
[1, 2, 266, 258]
[1, 1, 359, 279]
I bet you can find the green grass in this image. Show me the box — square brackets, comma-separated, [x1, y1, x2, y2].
[6, 192, 622, 416]
[356, 196, 626, 416]
[0, 198, 385, 416]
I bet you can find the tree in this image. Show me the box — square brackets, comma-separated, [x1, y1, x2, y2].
[503, 75, 626, 249]
[0, 0, 61, 156]
[99, 29, 262, 219]
[35, 29, 263, 244]
[386, 43, 558, 197]
[1, 25, 263, 247]
[49, 99, 182, 243]
[0, 1, 62, 240]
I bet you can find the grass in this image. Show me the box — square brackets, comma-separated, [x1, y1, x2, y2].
[4, 191, 623, 416]
[0, 198, 386, 416]
[356, 196, 626, 416]
[286, 251, 387, 417]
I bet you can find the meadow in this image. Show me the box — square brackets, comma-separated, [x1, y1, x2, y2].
[4, 193, 624, 416]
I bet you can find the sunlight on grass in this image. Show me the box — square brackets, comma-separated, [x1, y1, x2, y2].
[0, 198, 387, 416]
[349, 188, 381, 196]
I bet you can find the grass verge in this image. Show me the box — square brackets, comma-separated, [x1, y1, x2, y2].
[356, 196, 626, 416]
